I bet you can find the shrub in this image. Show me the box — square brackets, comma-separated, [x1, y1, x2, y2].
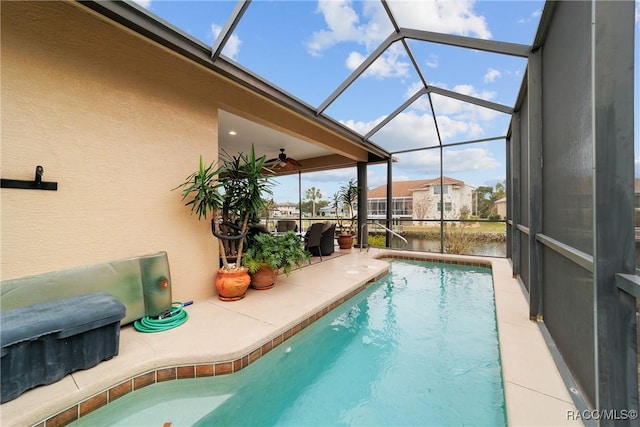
[367, 234, 387, 247]
[443, 223, 478, 254]
[242, 231, 310, 275]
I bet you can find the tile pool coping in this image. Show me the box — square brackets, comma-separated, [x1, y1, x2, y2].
[1, 249, 581, 427]
[34, 277, 383, 427]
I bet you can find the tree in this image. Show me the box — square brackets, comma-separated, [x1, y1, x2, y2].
[474, 186, 494, 218]
[472, 180, 506, 219]
[459, 206, 471, 220]
[412, 190, 438, 222]
[413, 198, 428, 221]
[261, 198, 277, 230]
[300, 199, 329, 216]
[492, 181, 506, 202]
[334, 179, 359, 234]
[305, 187, 322, 217]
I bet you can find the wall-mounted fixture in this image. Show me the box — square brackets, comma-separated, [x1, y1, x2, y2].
[1, 165, 58, 191]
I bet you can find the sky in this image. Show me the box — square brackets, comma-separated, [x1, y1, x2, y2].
[133, 0, 640, 205]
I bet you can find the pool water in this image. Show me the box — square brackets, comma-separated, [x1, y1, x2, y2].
[72, 259, 506, 426]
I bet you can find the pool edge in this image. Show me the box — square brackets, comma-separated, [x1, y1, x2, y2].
[5, 250, 582, 427]
[373, 250, 582, 427]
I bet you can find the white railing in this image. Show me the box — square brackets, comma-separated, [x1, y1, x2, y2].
[360, 221, 408, 252]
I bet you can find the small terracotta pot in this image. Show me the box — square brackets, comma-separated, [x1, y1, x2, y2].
[337, 234, 354, 249]
[250, 264, 279, 290]
[215, 267, 251, 301]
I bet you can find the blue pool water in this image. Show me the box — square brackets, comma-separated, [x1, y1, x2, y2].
[72, 259, 506, 426]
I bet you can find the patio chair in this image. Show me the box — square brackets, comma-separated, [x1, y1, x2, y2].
[277, 220, 298, 233]
[317, 222, 336, 255]
[304, 222, 325, 261]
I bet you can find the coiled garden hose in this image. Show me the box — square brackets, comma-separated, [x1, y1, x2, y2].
[133, 301, 191, 333]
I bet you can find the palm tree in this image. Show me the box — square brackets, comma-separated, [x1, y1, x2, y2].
[262, 198, 277, 231]
[305, 187, 322, 217]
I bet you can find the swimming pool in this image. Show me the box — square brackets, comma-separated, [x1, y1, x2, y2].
[72, 259, 506, 426]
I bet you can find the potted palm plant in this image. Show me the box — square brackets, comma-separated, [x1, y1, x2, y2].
[333, 178, 359, 249]
[174, 144, 274, 301]
[242, 231, 310, 290]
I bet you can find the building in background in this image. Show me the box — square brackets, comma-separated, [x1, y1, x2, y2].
[273, 202, 299, 217]
[495, 197, 507, 219]
[367, 177, 474, 223]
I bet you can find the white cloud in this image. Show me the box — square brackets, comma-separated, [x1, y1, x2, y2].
[430, 83, 500, 122]
[305, 169, 356, 183]
[518, 8, 543, 24]
[444, 148, 500, 171]
[394, 147, 500, 176]
[307, 0, 385, 57]
[131, 0, 151, 9]
[346, 44, 411, 79]
[342, 111, 438, 151]
[340, 116, 382, 136]
[307, 0, 491, 81]
[450, 84, 496, 100]
[426, 54, 439, 69]
[345, 51, 366, 70]
[343, 81, 507, 150]
[405, 81, 499, 122]
[484, 176, 507, 188]
[294, 169, 359, 202]
[366, 164, 389, 189]
[361, 110, 489, 151]
[484, 68, 501, 83]
[211, 24, 242, 60]
[435, 115, 485, 140]
[391, 80, 510, 146]
[394, 150, 441, 175]
[387, 0, 491, 39]
[377, 111, 440, 149]
[405, 81, 426, 101]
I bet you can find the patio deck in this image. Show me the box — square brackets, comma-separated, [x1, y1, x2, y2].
[0, 249, 581, 426]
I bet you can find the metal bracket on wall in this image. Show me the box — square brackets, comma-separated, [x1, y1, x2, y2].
[1, 165, 57, 191]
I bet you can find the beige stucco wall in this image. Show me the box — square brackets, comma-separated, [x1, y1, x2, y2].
[495, 197, 507, 219]
[1, 1, 225, 302]
[411, 184, 473, 221]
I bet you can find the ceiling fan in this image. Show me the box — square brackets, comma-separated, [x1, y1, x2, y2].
[265, 148, 301, 170]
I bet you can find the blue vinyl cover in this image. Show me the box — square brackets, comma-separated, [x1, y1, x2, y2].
[1, 292, 126, 348]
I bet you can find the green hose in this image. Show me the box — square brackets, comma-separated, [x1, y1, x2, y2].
[133, 302, 189, 333]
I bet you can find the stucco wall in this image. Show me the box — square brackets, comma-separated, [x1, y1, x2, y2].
[411, 185, 473, 220]
[1, 2, 225, 302]
[456, 186, 473, 217]
[495, 198, 507, 219]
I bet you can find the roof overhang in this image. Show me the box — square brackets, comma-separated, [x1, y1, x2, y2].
[76, 0, 391, 170]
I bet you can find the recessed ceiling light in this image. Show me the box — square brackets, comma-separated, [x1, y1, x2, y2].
[229, 130, 237, 136]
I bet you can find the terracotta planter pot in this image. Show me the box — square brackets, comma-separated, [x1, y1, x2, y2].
[215, 267, 251, 301]
[250, 264, 279, 290]
[337, 234, 354, 249]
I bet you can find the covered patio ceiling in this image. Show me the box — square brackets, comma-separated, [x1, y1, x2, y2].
[81, 0, 545, 174]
